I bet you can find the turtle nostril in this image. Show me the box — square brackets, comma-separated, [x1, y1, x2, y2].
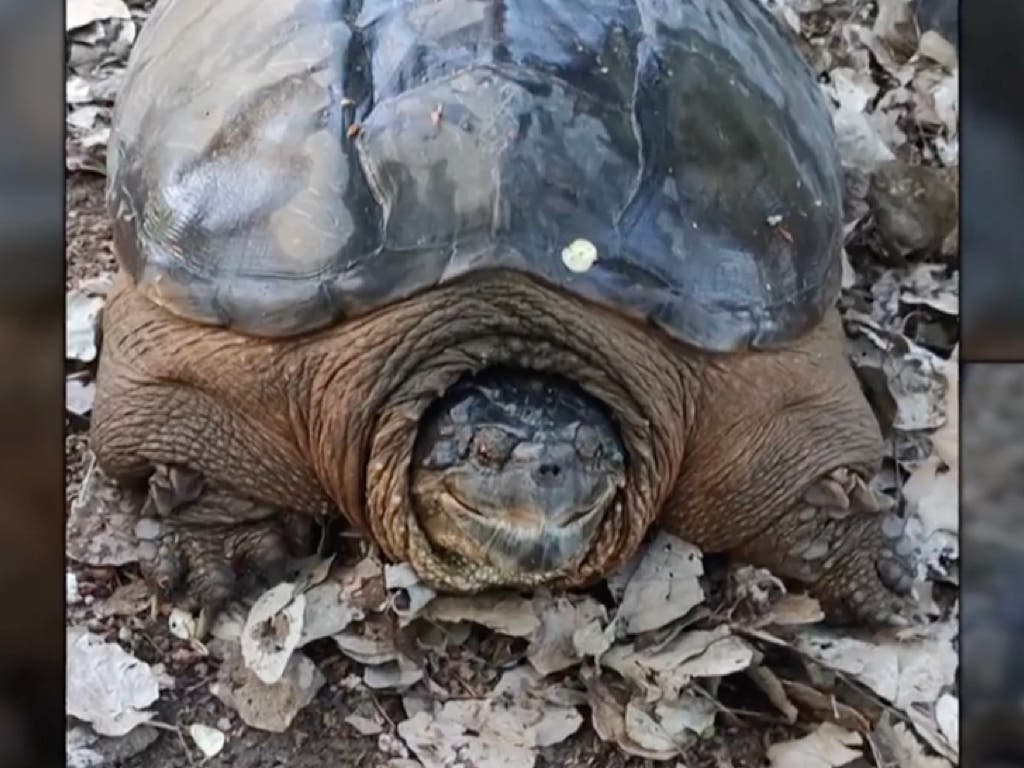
[539, 463, 561, 478]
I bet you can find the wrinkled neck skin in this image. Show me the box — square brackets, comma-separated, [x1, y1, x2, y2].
[301, 271, 693, 592]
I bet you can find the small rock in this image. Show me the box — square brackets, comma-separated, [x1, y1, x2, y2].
[169, 608, 198, 641]
[188, 723, 226, 758]
[867, 161, 957, 262]
[214, 646, 324, 733]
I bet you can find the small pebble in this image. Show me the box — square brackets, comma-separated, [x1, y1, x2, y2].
[217, 717, 231, 731]
[378, 733, 409, 758]
[118, 626, 133, 643]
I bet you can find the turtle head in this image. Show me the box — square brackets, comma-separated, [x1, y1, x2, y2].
[411, 370, 626, 575]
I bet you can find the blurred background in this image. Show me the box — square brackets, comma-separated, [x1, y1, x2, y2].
[959, 2, 1024, 359]
[962, 365, 1024, 766]
[0, 0, 65, 765]
[0, 0, 1017, 764]
[957, 0, 1024, 764]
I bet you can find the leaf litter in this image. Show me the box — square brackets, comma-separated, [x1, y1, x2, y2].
[66, 627, 162, 737]
[65, 0, 959, 765]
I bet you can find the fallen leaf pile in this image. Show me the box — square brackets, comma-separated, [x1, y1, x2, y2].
[66, 0, 145, 174]
[67, 494, 959, 766]
[66, 0, 959, 765]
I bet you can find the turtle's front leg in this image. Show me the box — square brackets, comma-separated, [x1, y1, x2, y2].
[731, 467, 919, 625]
[138, 464, 316, 633]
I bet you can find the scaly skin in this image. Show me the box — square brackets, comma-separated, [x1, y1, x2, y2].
[91, 269, 917, 625]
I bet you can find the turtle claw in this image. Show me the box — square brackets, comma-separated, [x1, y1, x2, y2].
[876, 512, 918, 596]
[736, 467, 923, 626]
[137, 464, 311, 631]
[808, 494, 921, 627]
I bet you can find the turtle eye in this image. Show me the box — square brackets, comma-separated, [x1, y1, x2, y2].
[574, 424, 603, 460]
[575, 423, 623, 468]
[472, 426, 517, 468]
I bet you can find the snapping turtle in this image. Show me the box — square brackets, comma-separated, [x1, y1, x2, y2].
[92, 0, 918, 627]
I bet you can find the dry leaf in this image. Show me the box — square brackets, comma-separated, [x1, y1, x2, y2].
[604, 626, 755, 701]
[794, 623, 958, 712]
[870, 715, 954, 768]
[299, 579, 365, 645]
[616, 532, 704, 635]
[585, 672, 677, 760]
[934, 693, 958, 754]
[768, 722, 862, 767]
[824, 68, 897, 172]
[424, 593, 539, 638]
[900, 265, 958, 316]
[364, 657, 424, 690]
[621, 693, 717, 755]
[67, 0, 132, 32]
[916, 31, 957, 69]
[66, 291, 105, 363]
[66, 459, 148, 567]
[66, 628, 160, 737]
[333, 618, 401, 666]
[527, 594, 607, 675]
[385, 563, 437, 623]
[904, 455, 958, 572]
[241, 583, 305, 685]
[67, 378, 97, 417]
[346, 710, 386, 736]
[399, 711, 535, 768]
[782, 680, 871, 733]
[397, 667, 582, 768]
[931, 349, 958, 465]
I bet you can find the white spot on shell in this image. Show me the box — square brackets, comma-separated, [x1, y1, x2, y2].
[561, 239, 598, 273]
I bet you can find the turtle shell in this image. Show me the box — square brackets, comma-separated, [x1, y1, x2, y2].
[108, 0, 843, 351]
